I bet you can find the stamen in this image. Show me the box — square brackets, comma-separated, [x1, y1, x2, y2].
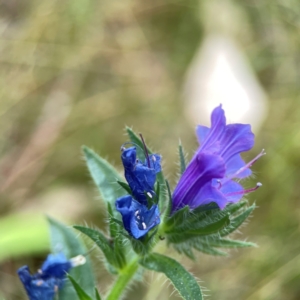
[134, 210, 139, 216]
[147, 192, 153, 198]
[152, 155, 156, 162]
[224, 149, 266, 183]
[139, 133, 151, 168]
[37, 269, 43, 274]
[225, 182, 262, 197]
[120, 146, 126, 152]
[142, 222, 147, 229]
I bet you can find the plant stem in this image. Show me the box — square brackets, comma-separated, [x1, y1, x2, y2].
[106, 257, 139, 300]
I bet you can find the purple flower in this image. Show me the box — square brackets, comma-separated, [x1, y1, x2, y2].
[116, 146, 161, 239]
[18, 253, 86, 300]
[172, 105, 264, 212]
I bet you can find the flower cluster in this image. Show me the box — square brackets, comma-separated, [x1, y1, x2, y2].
[115, 146, 161, 239]
[172, 105, 264, 212]
[18, 253, 86, 300]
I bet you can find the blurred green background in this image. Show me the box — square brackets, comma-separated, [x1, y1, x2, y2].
[0, 0, 300, 299]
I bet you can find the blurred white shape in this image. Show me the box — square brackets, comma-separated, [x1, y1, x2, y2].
[184, 35, 268, 132]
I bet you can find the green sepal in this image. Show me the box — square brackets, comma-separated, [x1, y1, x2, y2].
[178, 142, 187, 175]
[82, 146, 126, 214]
[166, 213, 230, 243]
[47, 217, 95, 299]
[164, 205, 190, 230]
[139, 253, 202, 300]
[67, 274, 94, 300]
[107, 203, 118, 239]
[221, 204, 256, 237]
[223, 200, 248, 215]
[125, 127, 167, 212]
[74, 226, 125, 270]
[117, 181, 132, 195]
[162, 180, 173, 222]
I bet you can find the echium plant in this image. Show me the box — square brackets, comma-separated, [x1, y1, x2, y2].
[18, 105, 265, 300]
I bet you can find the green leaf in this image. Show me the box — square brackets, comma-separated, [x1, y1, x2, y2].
[178, 142, 187, 175]
[67, 274, 93, 300]
[74, 226, 116, 267]
[95, 288, 102, 300]
[82, 146, 126, 211]
[221, 204, 256, 236]
[47, 217, 95, 300]
[140, 253, 202, 300]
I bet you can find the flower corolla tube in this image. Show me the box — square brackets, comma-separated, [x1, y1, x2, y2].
[116, 145, 161, 239]
[172, 105, 264, 212]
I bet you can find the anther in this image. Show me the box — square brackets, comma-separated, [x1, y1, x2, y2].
[36, 280, 43, 286]
[120, 146, 126, 152]
[142, 222, 147, 229]
[147, 192, 153, 198]
[134, 210, 139, 216]
[152, 155, 156, 162]
[70, 255, 86, 267]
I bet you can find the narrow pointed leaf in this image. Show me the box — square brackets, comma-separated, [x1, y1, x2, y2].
[193, 243, 228, 256]
[67, 274, 93, 300]
[221, 204, 256, 237]
[178, 143, 187, 175]
[95, 288, 102, 300]
[107, 203, 117, 239]
[117, 181, 132, 195]
[47, 217, 95, 300]
[140, 253, 202, 300]
[74, 226, 116, 267]
[206, 238, 257, 248]
[82, 146, 126, 210]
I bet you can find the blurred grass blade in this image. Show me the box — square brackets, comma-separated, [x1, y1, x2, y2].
[0, 214, 49, 262]
[140, 253, 202, 300]
[48, 217, 95, 300]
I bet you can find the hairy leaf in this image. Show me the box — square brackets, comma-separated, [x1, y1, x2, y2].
[48, 217, 95, 300]
[140, 253, 202, 300]
[82, 146, 125, 211]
